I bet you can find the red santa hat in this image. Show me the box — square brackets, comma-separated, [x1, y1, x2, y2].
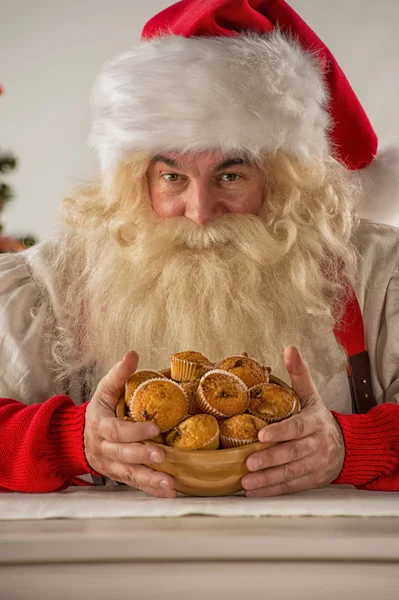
[90, 0, 399, 223]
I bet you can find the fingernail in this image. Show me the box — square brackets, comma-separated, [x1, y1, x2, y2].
[248, 457, 262, 471]
[149, 451, 163, 464]
[259, 430, 271, 443]
[160, 480, 171, 490]
[243, 476, 257, 490]
[146, 425, 159, 438]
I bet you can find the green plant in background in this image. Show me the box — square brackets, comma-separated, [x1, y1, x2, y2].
[0, 84, 37, 253]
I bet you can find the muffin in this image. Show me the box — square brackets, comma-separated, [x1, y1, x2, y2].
[196, 369, 248, 419]
[131, 378, 188, 432]
[170, 350, 213, 382]
[165, 414, 220, 450]
[125, 369, 165, 414]
[248, 383, 298, 423]
[220, 414, 267, 448]
[216, 355, 269, 388]
[181, 379, 201, 414]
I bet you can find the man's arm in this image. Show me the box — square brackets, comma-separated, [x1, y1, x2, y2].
[332, 404, 399, 490]
[0, 395, 94, 492]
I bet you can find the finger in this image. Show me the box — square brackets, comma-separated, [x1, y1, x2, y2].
[97, 418, 160, 443]
[100, 440, 165, 465]
[243, 456, 313, 491]
[258, 410, 321, 444]
[108, 463, 175, 493]
[283, 346, 319, 408]
[245, 474, 319, 497]
[246, 435, 317, 472]
[95, 351, 139, 411]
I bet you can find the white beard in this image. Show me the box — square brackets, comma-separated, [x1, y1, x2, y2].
[50, 208, 350, 395]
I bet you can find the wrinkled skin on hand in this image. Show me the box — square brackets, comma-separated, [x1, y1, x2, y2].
[242, 346, 345, 497]
[84, 351, 176, 498]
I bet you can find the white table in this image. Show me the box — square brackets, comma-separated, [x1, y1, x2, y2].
[2, 513, 399, 599]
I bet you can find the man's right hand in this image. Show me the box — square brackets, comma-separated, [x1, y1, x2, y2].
[84, 351, 176, 498]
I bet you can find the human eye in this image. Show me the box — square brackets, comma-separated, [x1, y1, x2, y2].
[162, 173, 182, 182]
[219, 173, 241, 182]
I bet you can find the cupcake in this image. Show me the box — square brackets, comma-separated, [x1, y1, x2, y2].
[125, 369, 165, 414]
[219, 414, 267, 448]
[216, 355, 269, 388]
[196, 369, 248, 419]
[170, 350, 213, 382]
[181, 379, 201, 414]
[131, 378, 188, 432]
[248, 383, 298, 423]
[165, 414, 219, 450]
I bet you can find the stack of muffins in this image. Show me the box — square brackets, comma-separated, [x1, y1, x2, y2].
[123, 351, 299, 450]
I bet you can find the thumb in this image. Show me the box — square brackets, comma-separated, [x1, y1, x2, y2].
[94, 351, 139, 411]
[283, 346, 319, 408]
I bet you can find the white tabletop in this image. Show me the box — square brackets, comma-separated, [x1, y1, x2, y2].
[2, 488, 399, 600]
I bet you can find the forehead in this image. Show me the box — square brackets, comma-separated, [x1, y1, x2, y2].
[151, 150, 256, 170]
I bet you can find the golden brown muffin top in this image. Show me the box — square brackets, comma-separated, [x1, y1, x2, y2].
[132, 379, 188, 432]
[125, 370, 164, 408]
[166, 414, 219, 450]
[198, 370, 248, 417]
[249, 383, 296, 423]
[220, 414, 266, 441]
[170, 350, 213, 365]
[216, 355, 268, 388]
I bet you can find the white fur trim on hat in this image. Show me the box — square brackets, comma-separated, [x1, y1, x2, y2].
[89, 30, 331, 171]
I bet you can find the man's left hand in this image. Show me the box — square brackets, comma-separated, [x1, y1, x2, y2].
[242, 346, 345, 497]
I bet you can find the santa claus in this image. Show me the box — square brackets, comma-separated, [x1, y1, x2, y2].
[1, 0, 398, 497]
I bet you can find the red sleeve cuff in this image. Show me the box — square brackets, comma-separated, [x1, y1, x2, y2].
[331, 403, 399, 487]
[0, 395, 99, 492]
[47, 397, 98, 482]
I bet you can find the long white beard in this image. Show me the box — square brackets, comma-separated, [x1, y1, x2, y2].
[50, 210, 349, 395]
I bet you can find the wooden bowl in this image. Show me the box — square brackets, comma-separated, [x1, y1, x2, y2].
[116, 370, 299, 497]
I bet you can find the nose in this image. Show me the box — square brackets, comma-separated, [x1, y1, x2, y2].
[183, 181, 223, 226]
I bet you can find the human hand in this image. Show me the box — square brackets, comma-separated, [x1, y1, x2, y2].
[242, 346, 345, 497]
[84, 352, 176, 498]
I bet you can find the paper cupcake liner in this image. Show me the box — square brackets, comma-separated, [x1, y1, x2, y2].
[220, 434, 256, 449]
[170, 357, 212, 382]
[181, 380, 201, 414]
[196, 369, 248, 419]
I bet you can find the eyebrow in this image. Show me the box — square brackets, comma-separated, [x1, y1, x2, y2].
[151, 155, 179, 168]
[151, 155, 252, 171]
[213, 158, 251, 171]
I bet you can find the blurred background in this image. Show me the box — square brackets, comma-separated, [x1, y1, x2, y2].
[1, 0, 399, 248]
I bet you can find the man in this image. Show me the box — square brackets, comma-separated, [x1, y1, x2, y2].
[1, 0, 398, 497]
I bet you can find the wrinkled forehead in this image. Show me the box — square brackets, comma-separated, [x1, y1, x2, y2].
[149, 149, 260, 170]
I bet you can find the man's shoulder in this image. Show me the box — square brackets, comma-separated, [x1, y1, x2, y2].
[354, 219, 399, 268]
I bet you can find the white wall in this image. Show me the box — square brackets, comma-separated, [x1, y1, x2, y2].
[2, 0, 399, 242]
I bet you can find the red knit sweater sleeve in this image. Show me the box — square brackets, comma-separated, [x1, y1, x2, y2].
[332, 403, 399, 490]
[0, 395, 97, 493]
